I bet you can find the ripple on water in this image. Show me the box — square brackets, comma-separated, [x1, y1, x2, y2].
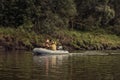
[0, 51, 120, 80]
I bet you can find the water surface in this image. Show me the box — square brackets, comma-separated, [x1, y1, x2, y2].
[0, 50, 120, 80]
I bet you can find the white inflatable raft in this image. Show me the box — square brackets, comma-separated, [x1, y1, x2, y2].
[33, 48, 69, 55]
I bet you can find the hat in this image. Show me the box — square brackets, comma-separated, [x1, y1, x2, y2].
[46, 39, 49, 42]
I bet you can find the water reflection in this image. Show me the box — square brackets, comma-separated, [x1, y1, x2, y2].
[0, 51, 120, 80]
[33, 55, 66, 65]
[33, 55, 68, 76]
[33, 54, 120, 80]
[0, 51, 33, 80]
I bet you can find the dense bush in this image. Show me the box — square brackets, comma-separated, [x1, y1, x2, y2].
[0, 0, 120, 34]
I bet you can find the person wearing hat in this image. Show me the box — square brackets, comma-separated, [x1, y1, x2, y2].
[44, 39, 50, 49]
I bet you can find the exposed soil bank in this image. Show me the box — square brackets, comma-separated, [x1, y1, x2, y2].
[0, 28, 120, 51]
[0, 34, 120, 51]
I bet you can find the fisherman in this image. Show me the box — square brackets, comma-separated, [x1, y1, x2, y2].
[50, 40, 57, 51]
[44, 39, 50, 49]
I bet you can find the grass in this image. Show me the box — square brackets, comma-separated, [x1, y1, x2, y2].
[0, 27, 120, 50]
[55, 29, 120, 50]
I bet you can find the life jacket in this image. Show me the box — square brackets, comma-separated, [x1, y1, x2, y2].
[51, 43, 56, 51]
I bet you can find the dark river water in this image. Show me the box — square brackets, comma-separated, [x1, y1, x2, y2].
[0, 50, 120, 80]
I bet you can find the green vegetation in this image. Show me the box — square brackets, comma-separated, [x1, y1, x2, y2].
[0, 27, 120, 51]
[0, 0, 120, 50]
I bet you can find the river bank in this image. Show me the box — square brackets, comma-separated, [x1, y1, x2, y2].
[0, 28, 120, 51]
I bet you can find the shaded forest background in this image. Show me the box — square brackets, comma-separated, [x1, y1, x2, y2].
[0, 0, 120, 35]
[0, 0, 120, 50]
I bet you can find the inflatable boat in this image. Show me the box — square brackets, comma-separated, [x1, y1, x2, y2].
[33, 48, 69, 55]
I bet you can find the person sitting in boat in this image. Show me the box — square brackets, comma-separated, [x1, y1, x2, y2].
[44, 39, 50, 49]
[50, 40, 57, 51]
